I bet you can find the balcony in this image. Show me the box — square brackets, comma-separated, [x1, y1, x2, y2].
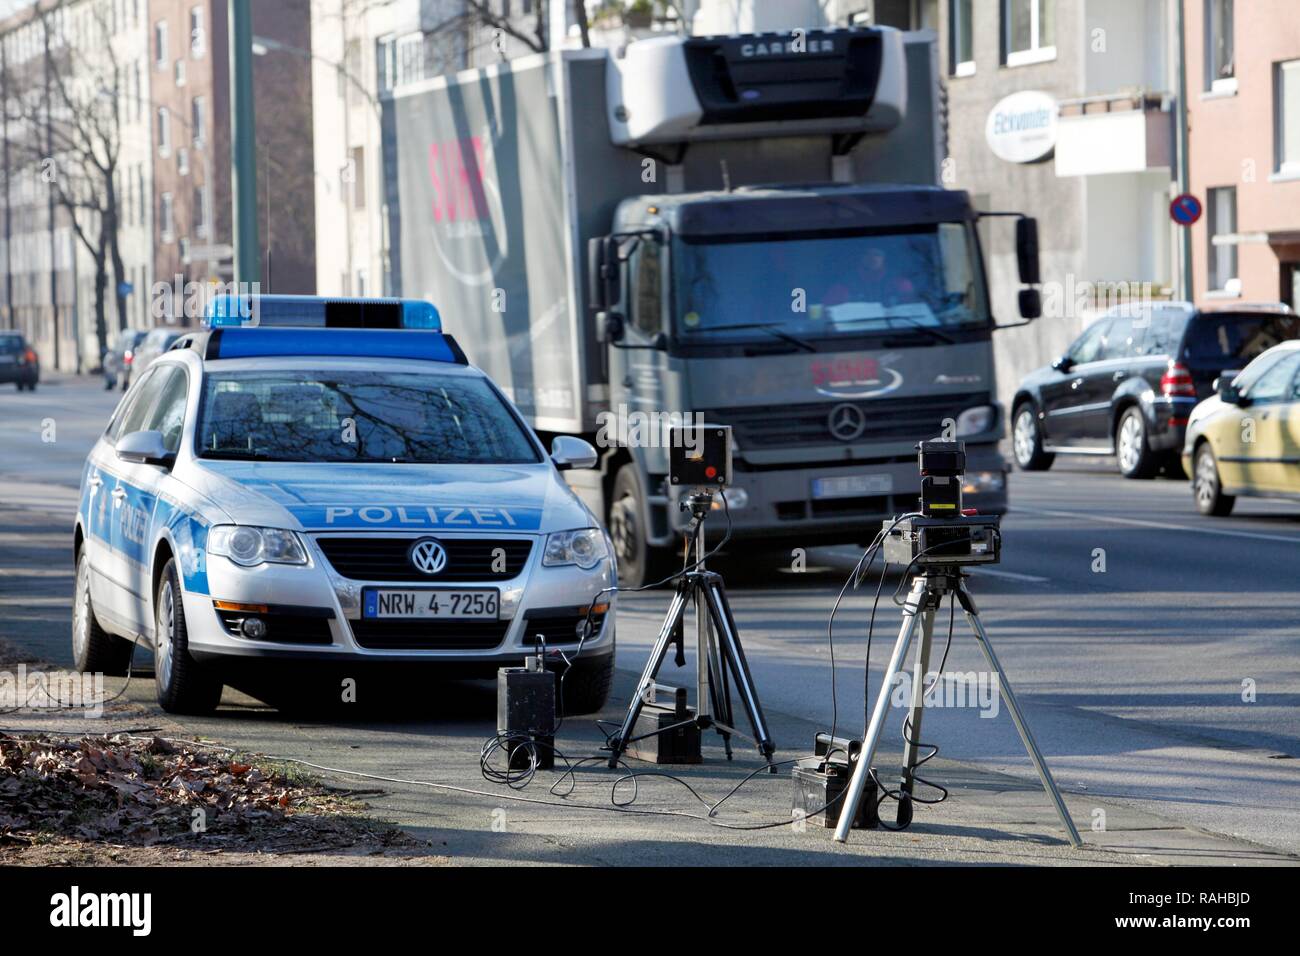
[1054, 91, 1172, 177]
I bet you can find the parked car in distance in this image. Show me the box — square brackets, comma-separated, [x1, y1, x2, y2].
[103, 328, 149, 391]
[124, 326, 190, 388]
[1012, 303, 1300, 478]
[1182, 341, 1300, 516]
[0, 331, 40, 390]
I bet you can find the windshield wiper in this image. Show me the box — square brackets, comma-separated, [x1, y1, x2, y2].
[833, 314, 958, 345]
[695, 322, 816, 353]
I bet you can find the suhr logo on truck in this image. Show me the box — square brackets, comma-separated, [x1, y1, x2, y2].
[811, 356, 903, 399]
[425, 133, 507, 286]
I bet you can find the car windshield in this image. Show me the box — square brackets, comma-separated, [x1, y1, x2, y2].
[195, 369, 541, 464]
[673, 224, 988, 345]
[1183, 313, 1300, 368]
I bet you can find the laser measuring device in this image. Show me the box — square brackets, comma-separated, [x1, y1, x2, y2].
[882, 440, 1001, 568]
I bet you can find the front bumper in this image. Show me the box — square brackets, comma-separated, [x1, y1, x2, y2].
[182, 532, 615, 666]
[658, 443, 1008, 544]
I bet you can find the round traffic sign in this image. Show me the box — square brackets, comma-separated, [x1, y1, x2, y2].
[1170, 193, 1203, 226]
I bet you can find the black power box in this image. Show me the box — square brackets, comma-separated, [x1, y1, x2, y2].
[497, 662, 557, 771]
[792, 759, 879, 830]
[624, 687, 702, 764]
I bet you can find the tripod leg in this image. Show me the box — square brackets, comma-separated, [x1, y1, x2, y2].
[897, 600, 937, 827]
[695, 583, 713, 723]
[833, 575, 928, 843]
[960, 588, 1083, 848]
[703, 609, 735, 758]
[607, 585, 691, 767]
[703, 578, 775, 761]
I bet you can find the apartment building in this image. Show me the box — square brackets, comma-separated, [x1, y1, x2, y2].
[1185, 0, 1300, 308]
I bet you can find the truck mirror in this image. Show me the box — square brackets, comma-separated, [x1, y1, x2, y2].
[1019, 289, 1042, 320]
[587, 237, 609, 311]
[604, 311, 627, 343]
[1016, 218, 1041, 285]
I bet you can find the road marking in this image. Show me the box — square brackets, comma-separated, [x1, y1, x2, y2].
[972, 567, 1051, 583]
[1018, 507, 1300, 546]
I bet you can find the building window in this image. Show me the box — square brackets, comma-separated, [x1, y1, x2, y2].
[157, 106, 171, 156]
[175, 57, 186, 86]
[194, 186, 208, 239]
[190, 6, 205, 57]
[153, 20, 167, 70]
[1003, 0, 1055, 67]
[160, 192, 175, 241]
[1207, 186, 1238, 293]
[1205, 0, 1235, 93]
[180, 237, 190, 264]
[351, 146, 366, 209]
[950, 0, 974, 76]
[1275, 60, 1300, 176]
[177, 147, 189, 175]
[191, 96, 206, 147]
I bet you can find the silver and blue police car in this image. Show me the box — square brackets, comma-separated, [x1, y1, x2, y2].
[72, 296, 615, 714]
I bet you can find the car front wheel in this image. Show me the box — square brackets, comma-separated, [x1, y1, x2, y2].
[608, 464, 676, 588]
[1194, 443, 1235, 516]
[1012, 403, 1054, 471]
[154, 559, 223, 714]
[1116, 407, 1156, 479]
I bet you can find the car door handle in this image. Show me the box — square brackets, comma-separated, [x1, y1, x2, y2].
[88, 473, 103, 488]
[111, 487, 127, 503]
[1112, 371, 1126, 383]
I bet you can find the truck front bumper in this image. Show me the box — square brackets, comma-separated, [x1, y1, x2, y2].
[661, 444, 1008, 544]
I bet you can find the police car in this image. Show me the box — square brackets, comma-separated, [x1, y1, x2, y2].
[72, 296, 615, 714]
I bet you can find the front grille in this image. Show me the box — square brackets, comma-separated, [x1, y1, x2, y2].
[706, 393, 988, 449]
[316, 537, 533, 582]
[348, 619, 511, 650]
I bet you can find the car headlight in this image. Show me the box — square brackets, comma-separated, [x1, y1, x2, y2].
[956, 405, 998, 438]
[543, 528, 608, 570]
[208, 525, 308, 567]
[962, 470, 1006, 495]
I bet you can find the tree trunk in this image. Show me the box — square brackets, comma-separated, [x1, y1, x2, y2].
[92, 234, 108, 368]
[106, 182, 129, 333]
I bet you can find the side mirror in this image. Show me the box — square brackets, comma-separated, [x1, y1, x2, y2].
[1215, 372, 1245, 405]
[1018, 288, 1042, 320]
[1051, 355, 1073, 373]
[587, 236, 611, 312]
[603, 311, 626, 343]
[550, 435, 598, 471]
[1016, 217, 1041, 285]
[116, 430, 174, 467]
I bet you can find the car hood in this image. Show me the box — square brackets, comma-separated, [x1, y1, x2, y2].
[181, 460, 591, 534]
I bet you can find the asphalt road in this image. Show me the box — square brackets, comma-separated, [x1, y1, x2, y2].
[2, 377, 1298, 862]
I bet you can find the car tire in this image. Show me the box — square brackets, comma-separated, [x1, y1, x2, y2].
[1116, 407, 1156, 479]
[608, 464, 677, 589]
[71, 552, 135, 676]
[1012, 403, 1055, 471]
[560, 653, 614, 716]
[1194, 443, 1235, 516]
[154, 558, 223, 714]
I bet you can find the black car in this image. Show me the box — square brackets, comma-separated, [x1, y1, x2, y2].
[1011, 304, 1300, 478]
[0, 331, 39, 390]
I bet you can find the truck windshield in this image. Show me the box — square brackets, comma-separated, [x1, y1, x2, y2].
[673, 223, 988, 346]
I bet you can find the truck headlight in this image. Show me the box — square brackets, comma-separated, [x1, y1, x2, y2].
[956, 405, 997, 437]
[543, 528, 608, 570]
[209, 525, 308, 567]
[962, 471, 1006, 495]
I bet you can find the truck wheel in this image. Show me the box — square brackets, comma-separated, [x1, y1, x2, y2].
[1194, 443, 1235, 516]
[560, 654, 614, 715]
[1116, 407, 1156, 479]
[154, 559, 223, 714]
[608, 464, 676, 588]
[1012, 403, 1054, 471]
[72, 552, 134, 675]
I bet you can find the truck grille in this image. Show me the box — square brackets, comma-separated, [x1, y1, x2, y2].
[316, 537, 533, 582]
[348, 619, 511, 650]
[707, 393, 987, 449]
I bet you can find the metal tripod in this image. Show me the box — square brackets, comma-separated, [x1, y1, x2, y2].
[833, 567, 1082, 847]
[606, 491, 776, 769]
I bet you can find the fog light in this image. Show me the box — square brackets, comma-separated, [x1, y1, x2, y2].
[241, 617, 267, 639]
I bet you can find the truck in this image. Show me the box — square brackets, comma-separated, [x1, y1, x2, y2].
[383, 26, 1043, 586]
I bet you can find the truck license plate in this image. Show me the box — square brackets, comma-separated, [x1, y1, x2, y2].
[812, 474, 893, 499]
[363, 588, 499, 620]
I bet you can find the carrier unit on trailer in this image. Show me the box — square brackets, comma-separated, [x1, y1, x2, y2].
[384, 27, 1043, 585]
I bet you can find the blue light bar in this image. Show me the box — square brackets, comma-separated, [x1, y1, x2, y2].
[206, 328, 466, 365]
[205, 294, 442, 331]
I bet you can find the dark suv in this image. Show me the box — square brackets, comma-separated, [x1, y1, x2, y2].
[0, 332, 40, 390]
[1011, 303, 1300, 478]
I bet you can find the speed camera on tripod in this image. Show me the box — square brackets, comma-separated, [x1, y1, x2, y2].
[668, 424, 732, 489]
[882, 440, 1002, 568]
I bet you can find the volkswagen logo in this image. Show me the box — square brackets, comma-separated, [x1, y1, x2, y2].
[828, 403, 867, 442]
[408, 538, 448, 576]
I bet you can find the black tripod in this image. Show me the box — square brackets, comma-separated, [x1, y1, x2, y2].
[606, 491, 776, 769]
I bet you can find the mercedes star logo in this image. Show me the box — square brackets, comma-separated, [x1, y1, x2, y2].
[828, 403, 867, 442]
[408, 538, 448, 575]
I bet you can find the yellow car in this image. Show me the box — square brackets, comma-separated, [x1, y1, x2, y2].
[1183, 341, 1300, 516]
